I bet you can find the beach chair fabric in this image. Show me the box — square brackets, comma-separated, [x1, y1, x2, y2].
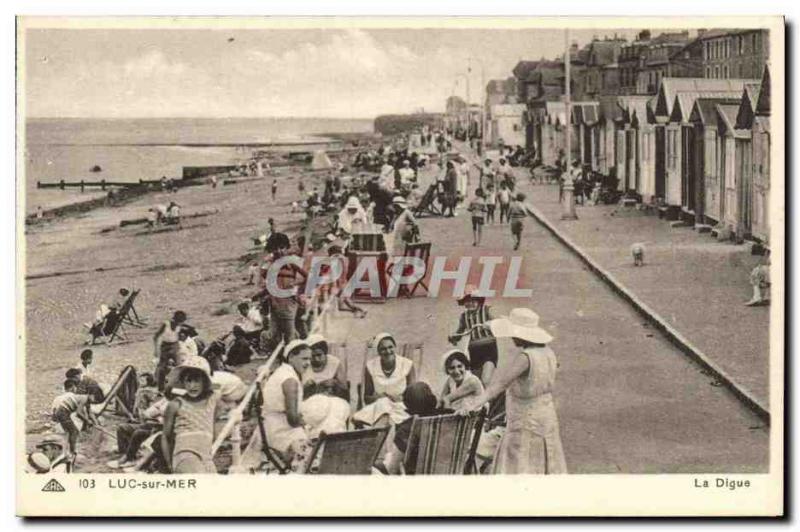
[119, 289, 146, 327]
[403, 412, 482, 475]
[94, 365, 138, 418]
[305, 427, 390, 474]
[394, 242, 431, 297]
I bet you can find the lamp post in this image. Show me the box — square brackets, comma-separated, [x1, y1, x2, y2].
[454, 73, 469, 139]
[561, 28, 578, 220]
[468, 56, 487, 156]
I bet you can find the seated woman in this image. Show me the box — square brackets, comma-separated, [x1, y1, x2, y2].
[352, 332, 416, 427]
[438, 349, 484, 411]
[260, 339, 313, 473]
[300, 335, 352, 438]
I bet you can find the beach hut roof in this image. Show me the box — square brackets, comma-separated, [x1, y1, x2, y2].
[689, 98, 741, 127]
[669, 88, 750, 124]
[653, 78, 760, 120]
[715, 104, 750, 139]
[617, 96, 653, 125]
[734, 84, 762, 130]
[571, 102, 600, 125]
[756, 65, 771, 116]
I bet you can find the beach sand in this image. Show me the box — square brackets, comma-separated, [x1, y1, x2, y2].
[22, 161, 460, 472]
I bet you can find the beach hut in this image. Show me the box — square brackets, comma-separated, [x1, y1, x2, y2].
[311, 150, 333, 171]
[750, 66, 771, 244]
[713, 103, 742, 234]
[687, 97, 741, 226]
[653, 78, 760, 219]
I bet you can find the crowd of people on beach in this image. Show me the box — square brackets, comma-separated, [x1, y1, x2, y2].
[28, 132, 568, 477]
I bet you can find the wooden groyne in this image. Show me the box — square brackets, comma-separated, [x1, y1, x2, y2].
[36, 177, 207, 192]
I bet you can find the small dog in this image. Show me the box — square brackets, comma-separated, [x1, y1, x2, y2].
[631, 243, 645, 267]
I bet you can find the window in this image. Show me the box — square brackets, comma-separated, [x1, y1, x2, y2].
[705, 66, 711, 78]
[723, 65, 728, 78]
[738, 35, 743, 55]
[714, 66, 720, 78]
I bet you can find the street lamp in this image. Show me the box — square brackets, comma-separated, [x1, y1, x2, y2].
[561, 28, 578, 220]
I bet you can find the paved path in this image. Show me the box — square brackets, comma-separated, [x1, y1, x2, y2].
[518, 181, 771, 407]
[334, 149, 768, 473]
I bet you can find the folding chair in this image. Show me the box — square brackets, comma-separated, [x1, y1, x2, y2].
[304, 427, 390, 474]
[402, 412, 483, 475]
[88, 308, 128, 345]
[93, 365, 138, 419]
[119, 289, 146, 328]
[386, 242, 431, 297]
[251, 387, 291, 474]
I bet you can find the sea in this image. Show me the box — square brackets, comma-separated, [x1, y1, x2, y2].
[23, 117, 374, 213]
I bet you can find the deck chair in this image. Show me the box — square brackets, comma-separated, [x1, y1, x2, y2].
[413, 183, 444, 218]
[355, 342, 424, 411]
[402, 411, 483, 475]
[386, 242, 431, 298]
[93, 365, 138, 419]
[118, 289, 146, 328]
[304, 427, 390, 474]
[88, 308, 128, 345]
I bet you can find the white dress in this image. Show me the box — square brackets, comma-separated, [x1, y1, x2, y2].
[352, 355, 413, 425]
[261, 363, 308, 455]
[300, 355, 350, 438]
[491, 347, 567, 474]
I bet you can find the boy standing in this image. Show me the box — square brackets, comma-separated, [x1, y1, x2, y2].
[508, 192, 529, 251]
[467, 188, 487, 247]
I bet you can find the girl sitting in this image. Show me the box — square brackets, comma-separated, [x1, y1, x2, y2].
[161, 357, 221, 474]
[260, 339, 313, 473]
[438, 349, 484, 411]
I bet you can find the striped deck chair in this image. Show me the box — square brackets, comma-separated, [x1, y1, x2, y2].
[402, 411, 483, 475]
[304, 427, 389, 474]
[93, 365, 138, 419]
[355, 342, 424, 411]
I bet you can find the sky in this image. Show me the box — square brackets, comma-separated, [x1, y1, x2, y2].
[23, 26, 649, 119]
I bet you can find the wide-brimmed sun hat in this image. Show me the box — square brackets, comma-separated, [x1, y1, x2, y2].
[27, 452, 51, 473]
[457, 284, 485, 305]
[488, 308, 553, 344]
[392, 196, 408, 207]
[36, 433, 64, 450]
[165, 356, 212, 396]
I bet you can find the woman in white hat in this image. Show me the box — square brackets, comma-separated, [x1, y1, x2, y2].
[299, 335, 351, 438]
[459, 308, 567, 475]
[161, 357, 222, 474]
[390, 196, 418, 244]
[260, 339, 313, 472]
[337, 196, 368, 235]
